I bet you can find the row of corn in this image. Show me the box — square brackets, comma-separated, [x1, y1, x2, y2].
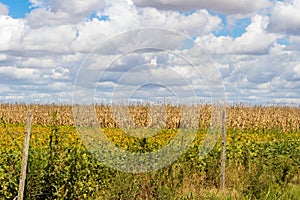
[0, 103, 299, 132]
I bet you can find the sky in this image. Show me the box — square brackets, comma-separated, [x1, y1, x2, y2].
[0, 0, 300, 105]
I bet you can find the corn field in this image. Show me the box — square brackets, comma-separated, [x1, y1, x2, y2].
[0, 103, 299, 131]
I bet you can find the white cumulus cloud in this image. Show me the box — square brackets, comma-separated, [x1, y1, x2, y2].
[0, 66, 41, 81]
[268, 0, 300, 35]
[0, 0, 299, 104]
[0, 2, 8, 15]
[27, 0, 105, 27]
[0, 16, 27, 51]
[133, 0, 271, 15]
[196, 15, 278, 54]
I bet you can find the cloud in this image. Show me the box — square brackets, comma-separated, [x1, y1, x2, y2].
[26, 0, 105, 27]
[268, 0, 300, 35]
[0, 66, 41, 82]
[196, 15, 278, 54]
[72, 5, 221, 52]
[49, 0, 104, 17]
[0, 2, 8, 15]
[2, 0, 221, 54]
[288, 35, 300, 50]
[0, 54, 8, 62]
[49, 66, 70, 80]
[209, 48, 300, 104]
[18, 57, 57, 68]
[137, 8, 221, 36]
[29, 0, 44, 8]
[133, 0, 271, 15]
[0, 0, 299, 104]
[293, 64, 300, 76]
[22, 24, 76, 53]
[0, 16, 27, 51]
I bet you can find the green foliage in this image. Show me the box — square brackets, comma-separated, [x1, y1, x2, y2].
[0, 123, 299, 199]
[0, 116, 6, 128]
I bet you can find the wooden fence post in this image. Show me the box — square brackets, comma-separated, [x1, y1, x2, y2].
[220, 110, 226, 190]
[18, 111, 32, 200]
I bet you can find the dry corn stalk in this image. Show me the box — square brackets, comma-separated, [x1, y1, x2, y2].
[0, 103, 299, 132]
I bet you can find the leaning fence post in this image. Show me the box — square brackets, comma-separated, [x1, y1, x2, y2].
[18, 111, 32, 200]
[220, 110, 226, 190]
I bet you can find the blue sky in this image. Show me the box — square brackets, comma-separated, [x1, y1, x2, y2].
[213, 15, 251, 38]
[0, 0, 32, 18]
[0, 0, 300, 105]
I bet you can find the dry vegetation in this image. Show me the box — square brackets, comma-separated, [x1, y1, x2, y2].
[0, 103, 299, 132]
